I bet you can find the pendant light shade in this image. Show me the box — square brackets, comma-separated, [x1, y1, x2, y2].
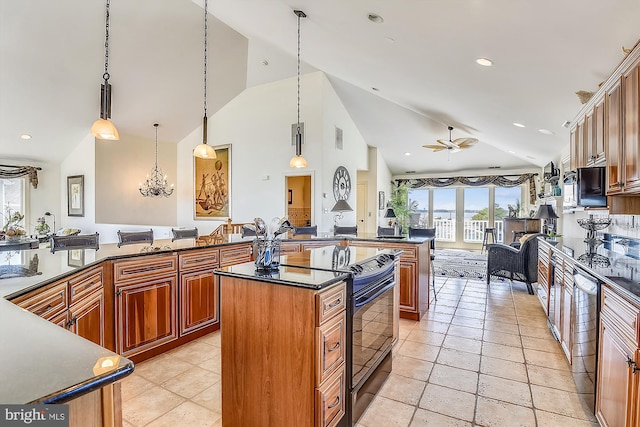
[193, 0, 216, 159]
[92, 0, 119, 140]
[289, 10, 307, 168]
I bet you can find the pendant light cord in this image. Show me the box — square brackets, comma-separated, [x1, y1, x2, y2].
[203, 0, 208, 119]
[103, 0, 111, 82]
[154, 123, 159, 168]
[296, 11, 301, 131]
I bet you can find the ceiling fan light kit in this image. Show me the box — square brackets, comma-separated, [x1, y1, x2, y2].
[423, 126, 478, 153]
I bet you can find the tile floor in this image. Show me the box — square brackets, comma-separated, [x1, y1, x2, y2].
[121, 276, 600, 427]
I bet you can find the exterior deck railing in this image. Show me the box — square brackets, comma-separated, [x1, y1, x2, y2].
[432, 219, 504, 243]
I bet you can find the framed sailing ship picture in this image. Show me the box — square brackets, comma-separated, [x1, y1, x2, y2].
[194, 144, 231, 219]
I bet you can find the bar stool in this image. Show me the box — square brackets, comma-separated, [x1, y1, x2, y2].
[481, 227, 497, 253]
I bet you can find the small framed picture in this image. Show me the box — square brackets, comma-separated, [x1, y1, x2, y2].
[378, 191, 385, 210]
[67, 175, 84, 217]
[67, 249, 85, 267]
[288, 189, 293, 205]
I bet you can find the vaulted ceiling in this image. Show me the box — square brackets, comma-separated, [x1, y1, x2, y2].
[1, 0, 639, 174]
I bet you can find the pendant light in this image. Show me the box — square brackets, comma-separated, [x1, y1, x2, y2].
[193, 0, 216, 159]
[289, 10, 308, 168]
[91, 0, 119, 140]
[139, 124, 174, 198]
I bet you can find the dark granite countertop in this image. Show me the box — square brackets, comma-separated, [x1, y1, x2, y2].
[542, 234, 640, 302]
[0, 299, 134, 404]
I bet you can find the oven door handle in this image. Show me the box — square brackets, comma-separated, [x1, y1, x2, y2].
[354, 279, 395, 308]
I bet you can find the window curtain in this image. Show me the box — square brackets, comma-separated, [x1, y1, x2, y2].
[0, 165, 40, 189]
[396, 173, 538, 204]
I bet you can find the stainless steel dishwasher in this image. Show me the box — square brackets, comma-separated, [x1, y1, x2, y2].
[572, 268, 601, 414]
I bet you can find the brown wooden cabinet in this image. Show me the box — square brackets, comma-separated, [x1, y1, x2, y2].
[622, 63, 640, 193]
[178, 248, 220, 337]
[537, 241, 552, 315]
[69, 289, 105, 347]
[606, 79, 624, 194]
[114, 254, 179, 358]
[220, 277, 346, 427]
[596, 284, 640, 427]
[219, 243, 252, 266]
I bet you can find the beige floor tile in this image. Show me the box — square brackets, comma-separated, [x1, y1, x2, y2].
[146, 401, 221, 427]
[400, 318, 420, 330]
[493, 314, 519, 324]
[456, 301, 485, 311]
[122, 386, 185, 426]
[416, 320, 450, 334]
[197, 331, 221, 347]
[418, 383, 476, 422]
[134, 354, 195, 384]
[446, 325, 484, 340]
[392, 355, 434, 381]
[482, 329, 522, 347]
[410, 408, 472, 426]
[167, 340, 221, 365]
[432, 305, 457, 315]
[480, 356, 528, 383]
[477, 374, 532, 406]
[524, 348, 570, 371]
[120, 373, 154, 401]
[378, 373, 426, 405]
[397, 340, 441, 362]
[530, 385, 597, 421]
[454, 308, 486, 320]
[436, 348, 481, 371]
[358, 395, 416, 427]
[481, 341, 525, 363]
[161, 365, 221, 399]
[442, 335, 482, 354]
[450, 315, 484, 329]
[475, 396, 536, 427]
[519, 324, 554, 339]
[521, 335, 563, 353]
[483, 320, 520, 335]
[429, 364, 478, 394]
[459, 296, 486, 305]
[197, 354, 222, 374]
[399, 327, 412, 340]
[191, 383, 222, 414]
[535, 409, 600, 426]
[406, 329, 446, 346]
[423, 312, 453, 323]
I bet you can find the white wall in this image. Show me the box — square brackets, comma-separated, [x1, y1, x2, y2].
[374, 147, 393, 227]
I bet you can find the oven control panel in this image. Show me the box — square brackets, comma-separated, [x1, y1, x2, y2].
[350, 253, 395, 287]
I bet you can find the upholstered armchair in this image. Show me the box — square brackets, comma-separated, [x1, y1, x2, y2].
[486, 233, 545, 295]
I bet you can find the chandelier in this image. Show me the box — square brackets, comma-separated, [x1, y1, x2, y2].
[139, 124, 174, 198]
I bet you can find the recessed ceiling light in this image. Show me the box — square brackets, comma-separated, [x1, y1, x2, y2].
[488, 166, 501, 169]
[561, 120, 571, 128]
[405, 171, 416, 174]
[538, 128, 554, 135]
[508, 150, 516, 154]
[371, 87, 380, 92]
[384, 37, 395, 43]
[20, 134, 31, 140]
[368, 13, 384, 23]
[476, 57, 493, 67]
[404, 152, 411, 156]
[260, 59, 269, 66]
[513, 122, 525, 128]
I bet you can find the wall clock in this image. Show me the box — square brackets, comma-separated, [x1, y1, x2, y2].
[333, 166, 351, 201]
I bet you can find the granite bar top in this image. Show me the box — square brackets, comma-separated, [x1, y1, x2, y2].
[544, 235, 640, 302]
[0, 299, 134, 404]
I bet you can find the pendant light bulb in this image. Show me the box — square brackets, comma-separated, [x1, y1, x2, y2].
[193, 0, 216, 159]
[92, 0, 119, 140]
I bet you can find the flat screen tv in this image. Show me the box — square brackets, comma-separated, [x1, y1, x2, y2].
[577, 167, 607, 208]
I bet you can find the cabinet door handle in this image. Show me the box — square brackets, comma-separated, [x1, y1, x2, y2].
[626, 356, 639, 373]
[327, 342, 341, 352]
[326, 298, 342, 309]
[116, 290, 122, 297]
[327, 395, 341, 409]
[34, 303, 52, 315]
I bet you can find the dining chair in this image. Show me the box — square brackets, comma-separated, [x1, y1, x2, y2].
[334, 225, 357, 236]
[293, 225, 318, 236]
[408, 227, 437, 301]
[117, 229, 154, 247]
[171, 227, 198, 241]
[50, 233, 100, 253]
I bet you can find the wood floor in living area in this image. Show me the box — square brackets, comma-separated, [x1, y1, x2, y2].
[120, 277, 599, 427]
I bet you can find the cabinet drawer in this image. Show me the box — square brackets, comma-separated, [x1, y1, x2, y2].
[219, 243, 252, 266]
[280, 242, 301, 254]
[316, 283, 346, 325]
[114, 254, 177, 283]
[316, 313, 345, 385]
[15, 281, 68, 319]
[602, 285, 640, 346]
[69, 266, 103, 304]
[315, 366, 346, 427]
[179, 248, 219, 271]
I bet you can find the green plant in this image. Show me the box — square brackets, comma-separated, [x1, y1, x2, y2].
[2, 207, 25, 237]
[387, 181, 418, 234]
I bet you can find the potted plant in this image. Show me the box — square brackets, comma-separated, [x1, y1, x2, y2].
[2, 207, 26, 241]
[387, 181, 418, 235]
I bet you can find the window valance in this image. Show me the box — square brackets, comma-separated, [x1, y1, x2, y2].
[396, 173, 538, 203]
[0, 165, 41, 189]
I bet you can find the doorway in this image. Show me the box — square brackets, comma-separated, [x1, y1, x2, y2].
[285, 175, 312, 227]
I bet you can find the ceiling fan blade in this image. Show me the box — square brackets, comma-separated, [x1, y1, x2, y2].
[423, 144, 446, 152]
[437, 138, 458, 149]
[453, 137, 478, 148]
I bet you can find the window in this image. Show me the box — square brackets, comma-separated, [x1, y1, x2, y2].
[464, 187, 489, 242]
[1, 177, 27, 231]
[408, 189, 429, 227]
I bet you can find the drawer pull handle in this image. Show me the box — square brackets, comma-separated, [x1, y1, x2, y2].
[326, 298, 342, 309]
[327, 342, 341, 352]
[327, 396, 341, 409]
[626, 357, 639, 374]
[34, 304, 53, 315]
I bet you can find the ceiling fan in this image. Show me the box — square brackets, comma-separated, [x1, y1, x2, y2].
[423, 126, 478, 153]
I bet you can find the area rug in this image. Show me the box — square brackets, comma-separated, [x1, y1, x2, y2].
[432, 249, 504, 281]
